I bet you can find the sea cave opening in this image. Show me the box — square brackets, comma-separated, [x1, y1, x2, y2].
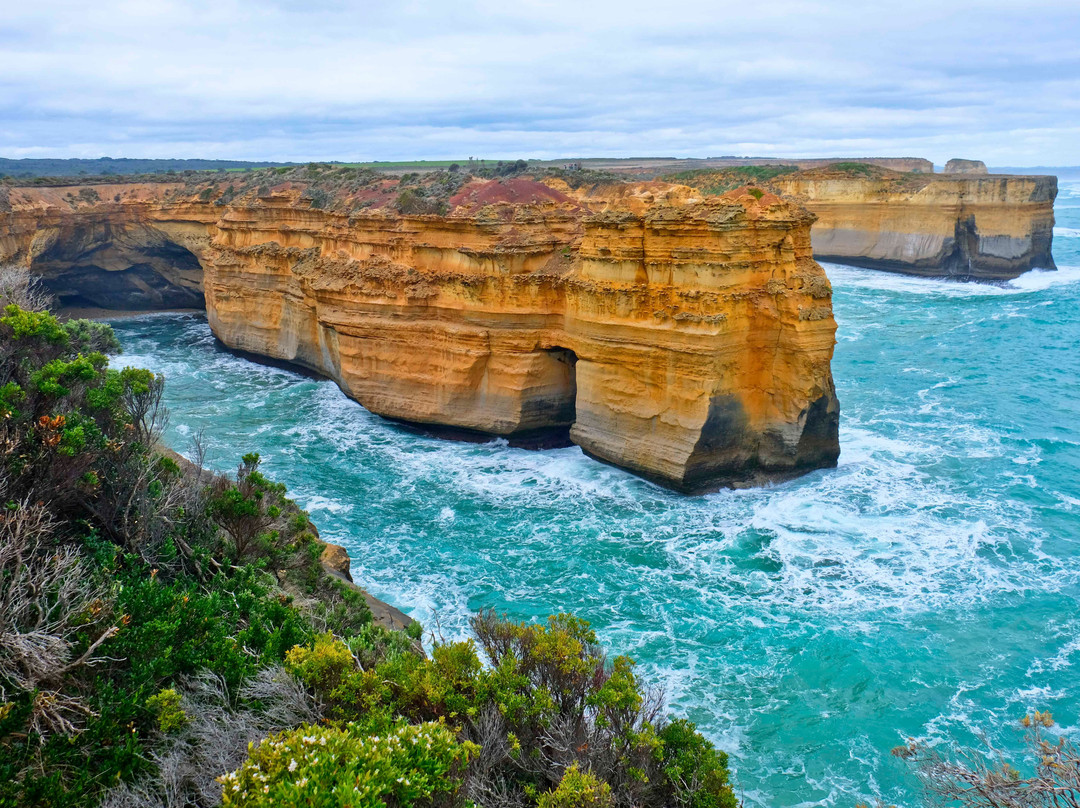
[34, 225, 207, 312]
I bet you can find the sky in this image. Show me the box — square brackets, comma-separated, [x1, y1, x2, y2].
[1, 0, 1078, 166]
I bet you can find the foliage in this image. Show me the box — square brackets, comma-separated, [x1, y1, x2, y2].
[826, 161, 875, 176]
[145, 688, 188, 733]
[0, 266, 53, 311]
[98, 667, 321, 808]
[0, 304, 373, 807]
[659, 719, 737, 808]
[219, 719, 476, 808]
[538, 764, 615, 808]
[396, 187, 450, 216]
[282, 610, 737, 808]
[475, 159, 530, 178]
[895, 711, 1080, 808]
[63, 317, 123, 354]
[0, 497, 117, 738]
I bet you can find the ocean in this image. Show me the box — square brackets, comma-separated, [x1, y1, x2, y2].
[109, 180, 1080, 807]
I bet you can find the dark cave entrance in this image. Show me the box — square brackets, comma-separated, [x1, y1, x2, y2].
[34, 225, 207, 312]
[545, 346, 578, 420]
[524, 346, 578, 447]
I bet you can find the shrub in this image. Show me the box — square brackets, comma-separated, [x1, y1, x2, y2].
[396, 187, 448, 216]
[284, 633, 355, 695]
[0, 496, 117, 739]
[895, 711, 1080, 808]
[539, 764, 615, 808]
[207, 452, 322, 575]
[0, 265, 52, 310]
[145, 688, 188, 733]
[219, 720, 477, 807]
[304, 188, 331, 209]
[63, 318, 123, 354]
[828, 161, 874, 176]
[658, 719, 738, 808]
[284, 611, 737, 808]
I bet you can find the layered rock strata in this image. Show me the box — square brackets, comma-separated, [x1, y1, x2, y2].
[0, 179, 840, 492]
[768, 170, 1057, 280]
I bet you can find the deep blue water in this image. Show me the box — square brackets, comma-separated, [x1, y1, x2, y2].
[109, 181, 1080, 807]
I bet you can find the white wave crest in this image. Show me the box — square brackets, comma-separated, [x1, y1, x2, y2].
[824, 262, 1080, 297]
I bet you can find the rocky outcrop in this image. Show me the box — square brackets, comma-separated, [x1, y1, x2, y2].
[0, 177, 840, 492]
[767, 169, 1056, 280]
[943, 159, 988, 175]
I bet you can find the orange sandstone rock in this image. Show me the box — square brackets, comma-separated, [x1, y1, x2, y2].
[0, 179, 840, 492]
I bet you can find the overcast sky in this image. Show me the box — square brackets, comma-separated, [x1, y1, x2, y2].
[2, 0, 1077, 165]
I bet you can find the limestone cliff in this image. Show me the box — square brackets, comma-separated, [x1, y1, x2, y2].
[0, 174, 840, 492]
[674, 165, 1057, 280]
[772, 169, 1056, 279]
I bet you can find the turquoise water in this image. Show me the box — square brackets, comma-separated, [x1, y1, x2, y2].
[110, 182, 1080, 807]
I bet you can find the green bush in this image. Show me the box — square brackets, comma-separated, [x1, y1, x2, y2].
[283, 611, 738, 808]
[146, 688, 188, 733]
[219, 720, 476, 807]
[659, 718, 738, 808]
[0, 305, 360, 806]
[538, 764, 615, 808]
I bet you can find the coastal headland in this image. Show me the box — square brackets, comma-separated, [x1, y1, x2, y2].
[0, 168, 841, 492]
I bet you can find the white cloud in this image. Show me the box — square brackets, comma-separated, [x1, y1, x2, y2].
[0, 0, 1077, 164]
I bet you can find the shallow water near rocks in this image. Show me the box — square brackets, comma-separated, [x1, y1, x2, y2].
[109, 181, 1080, 807]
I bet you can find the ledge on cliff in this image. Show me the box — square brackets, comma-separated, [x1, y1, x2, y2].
[0, 168, 841, 492]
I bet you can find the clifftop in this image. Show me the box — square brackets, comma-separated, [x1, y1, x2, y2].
[0, 163, 796, 221]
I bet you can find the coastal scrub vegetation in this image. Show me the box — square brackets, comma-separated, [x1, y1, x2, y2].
[0, 289, 738, 807]
[892, 711, 1080, 808]
[661, 166, 798, 196]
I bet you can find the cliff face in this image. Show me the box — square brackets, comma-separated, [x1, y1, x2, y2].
[769, 170, 1057, 280]
[0, 178, 840, 492]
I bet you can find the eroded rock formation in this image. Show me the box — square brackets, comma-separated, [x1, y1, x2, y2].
[943, 159, 989, 175]
[0, 176, 840, 492]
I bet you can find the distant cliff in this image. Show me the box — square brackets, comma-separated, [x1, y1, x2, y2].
[943, 158, 988, 175]
[772, 168, 1056, 279]
[674, 165, 1057, 280]
[0, 170, 840, 492]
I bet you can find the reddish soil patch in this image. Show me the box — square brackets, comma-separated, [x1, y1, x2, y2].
[449, 178, 576, 210]
[720, 186, 784, 208]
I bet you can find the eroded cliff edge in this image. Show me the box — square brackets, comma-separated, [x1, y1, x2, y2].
[0, 173, 840, 492]
[674, 165, 1057, 280]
